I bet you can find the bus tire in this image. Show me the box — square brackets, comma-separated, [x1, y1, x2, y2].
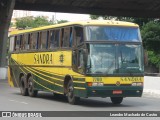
[20, 76, 28, 96]
[67, 80, 80, 105]
[28, 76, 38, 97]
[110, 97, 123, 104]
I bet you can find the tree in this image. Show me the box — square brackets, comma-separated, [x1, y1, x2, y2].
[16, 16, 53, 29]
[33, 16, 53, 27]
[141, 21, 160, 68]
[57, 20, 69, 24]
[16, 16, 34, 29]
[90, 15, 100, 20]
[141, 21, 160, 53]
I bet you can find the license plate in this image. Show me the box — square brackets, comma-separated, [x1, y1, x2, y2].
[113, 90, 122, 94]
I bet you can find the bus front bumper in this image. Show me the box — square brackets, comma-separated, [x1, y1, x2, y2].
[86, 86, 143, 97]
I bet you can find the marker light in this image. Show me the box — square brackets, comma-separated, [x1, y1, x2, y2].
[88, 82, 104, 86]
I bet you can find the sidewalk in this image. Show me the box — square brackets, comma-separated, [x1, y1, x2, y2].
[143, 76, 160, 98]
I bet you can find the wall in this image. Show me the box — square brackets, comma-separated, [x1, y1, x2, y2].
[0, 67, 7, 79]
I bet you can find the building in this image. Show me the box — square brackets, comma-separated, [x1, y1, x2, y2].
[12, 10, 32, 18]
[11, 10, 32, 26]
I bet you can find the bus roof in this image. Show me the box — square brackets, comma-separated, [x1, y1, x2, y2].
[10, 20, 139, 36]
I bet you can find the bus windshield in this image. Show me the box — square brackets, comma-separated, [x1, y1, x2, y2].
[86, 44, 144, 75]
[86, 26, 141, 42]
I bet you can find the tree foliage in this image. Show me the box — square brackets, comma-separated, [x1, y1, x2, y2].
[147, 51, 160, 68]
[16, 16, 53, 29]
[57, 20, 69, 24]
[141, 21, 160, 53]
[141, 21, 160, 68]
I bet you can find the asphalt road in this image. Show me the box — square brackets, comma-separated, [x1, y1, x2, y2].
[0, 79, 160, 120]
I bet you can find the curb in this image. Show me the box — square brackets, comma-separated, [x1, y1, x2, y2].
[143, 89, 160, 98]
[145, 73, 160, 77]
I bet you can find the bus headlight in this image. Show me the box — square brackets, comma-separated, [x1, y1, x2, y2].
[132, 82, 143, 86]
[137, 82, 143, 86]
[132, 83, 137, 86]
[92, 82, 98, 86]
[98, 82, 104, 86]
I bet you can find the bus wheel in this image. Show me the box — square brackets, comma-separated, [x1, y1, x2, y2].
[110, 97, 123, 104]
[20, 76, 28, 96]
[67, 80, 80, 105]
[28, 76, 38, 97]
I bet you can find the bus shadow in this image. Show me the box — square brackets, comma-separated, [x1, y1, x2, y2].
[13, 92, 139, 107]
[77, 98, 131, 107]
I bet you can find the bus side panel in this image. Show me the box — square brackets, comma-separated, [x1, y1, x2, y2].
[73, 79, 87, 98]
[25, 66, 65, 95]
[8, 67, 14, 87]
[8, 54, 22, 88]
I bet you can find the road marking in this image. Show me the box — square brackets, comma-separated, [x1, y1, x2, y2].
[9, 99, 28, 104]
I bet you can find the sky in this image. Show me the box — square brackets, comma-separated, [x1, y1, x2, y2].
[31, 11, 90, 22]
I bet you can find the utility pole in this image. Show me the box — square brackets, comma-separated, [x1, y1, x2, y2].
[0, 0, 15, 67]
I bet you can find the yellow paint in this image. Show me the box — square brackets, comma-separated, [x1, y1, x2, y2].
[7, 67, 14, 87]
[74, 87, 86, 90]
[33, 79, 63, 94]
[10, 20, 138, 36]
[23, 66, 55, 85]
[12, 51, 71, 66]
[11, 51, 84, 78]
[86, 77, 144, 84]
[73, 81, 86, 84]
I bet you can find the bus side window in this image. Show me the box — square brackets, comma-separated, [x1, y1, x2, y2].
[50, 30, 55, 49]
[31, 32, 38, 50]
[61, 27, 72, 48]
[9, 37, 15, 52]
[46, 31, 49, 49]
[41, 31, 47, 49]
[69, 27, 73, 47]
[55, 29, 60, 48]
[60, 28, 64, 47]
[24, 34, 30, 50]
[15, 36, 20, 51]
[24, 34, 28, 50]
[19, 35, 24, 50]
[74, 26, 83, 46]
[37, 32, 40, 49]
[62, 27, 71, 48]
[14, 36, 17, 51]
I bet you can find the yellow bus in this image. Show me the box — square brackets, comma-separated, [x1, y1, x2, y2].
[8, 20, 144, 105]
